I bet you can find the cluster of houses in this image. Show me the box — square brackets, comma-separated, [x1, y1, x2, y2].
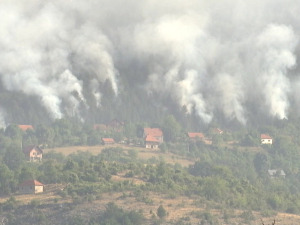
[93, 119, 275, 149]
[13, 122, 278, 195]
[17, 122, 274, 153]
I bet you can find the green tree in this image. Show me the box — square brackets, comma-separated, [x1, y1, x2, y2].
[19, 164, 38, 182]
[162, 115, 181, 142]
[0, 163, 13, 195]
[98, 202, 144, 225]
[189, 161, 213, 177]
[157, 205, 167, 219]
[35, 124, 55, 147]
[5, 124, 22, 140]
[253, 153, 269, 176]
[4, 142, 25, 170]
[124, 122, 137, 139]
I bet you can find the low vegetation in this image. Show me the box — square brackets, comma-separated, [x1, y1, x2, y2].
[1, 116, 300, 224]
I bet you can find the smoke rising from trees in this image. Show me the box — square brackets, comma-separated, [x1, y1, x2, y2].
[0, 0, 299, 124]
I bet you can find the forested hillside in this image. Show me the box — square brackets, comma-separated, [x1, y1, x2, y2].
[1, 0, 300, 224]
[0, 115, 300, 224]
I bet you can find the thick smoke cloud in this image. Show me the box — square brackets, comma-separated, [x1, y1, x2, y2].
[0, 0, 299, 124]
[0, 1, 117, 119]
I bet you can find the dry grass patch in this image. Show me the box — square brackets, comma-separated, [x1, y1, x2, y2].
[44, 144, 195, 167]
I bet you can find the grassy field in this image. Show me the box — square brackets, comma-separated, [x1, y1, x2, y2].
[43, 144, 195, 167]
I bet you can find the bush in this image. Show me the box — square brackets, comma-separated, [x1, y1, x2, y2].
[2, 196, 17, 211]
[97, 202, 145, 225]
[157, 205, 167, 219]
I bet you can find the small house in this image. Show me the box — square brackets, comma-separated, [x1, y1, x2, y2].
[102, 138, 115, 145]
[261, 134, 272, 145]
[143, 128, 163, 143]
[23, 145, 43, 162]
[19, 180, 44, 194]
[145, 135, 160, 149]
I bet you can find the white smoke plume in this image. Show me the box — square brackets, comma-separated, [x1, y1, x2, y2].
[0, 0, 299, 123]
[255, 24, 297, 119]
[0, 1, 118, 119]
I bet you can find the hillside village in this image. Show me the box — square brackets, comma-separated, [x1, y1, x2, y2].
[0, 117, 298, 224]
[4, 119, 282, 196]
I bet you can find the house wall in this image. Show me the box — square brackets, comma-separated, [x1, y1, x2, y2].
[28, 149, 42, 161]
[102, 141, 114, 145]
[145, 142, 159, 149]
[19, 185, 43, 194]
[152, 144, 158, 149]
[34, 186, 44, 193]
[19, 185, 34, 194]
[261, 138, 272, 144]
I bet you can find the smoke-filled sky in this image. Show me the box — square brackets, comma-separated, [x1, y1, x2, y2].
[0, 0, 299, 124]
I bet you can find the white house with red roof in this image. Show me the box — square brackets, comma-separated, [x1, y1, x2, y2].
[261, 134, 273, 145]
[19, 180, 44, 194]
[145, 135, 160, 149]
[23, 145, 43, 162]
[143, 128, 163, 149]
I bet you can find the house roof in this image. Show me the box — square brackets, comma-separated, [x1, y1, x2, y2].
[18, 125, 34, 131]
[144, 128, 163, 137]
[188, 132, 204, 139]
[20, 179, 44, 187]
[23, 145, 43, 154]
[261, 134, 272, 139]
[102, 138, 115, 143]
[145, 135, 160, 143]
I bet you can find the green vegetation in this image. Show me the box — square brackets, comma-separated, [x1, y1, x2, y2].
[1, 115, 300, 223]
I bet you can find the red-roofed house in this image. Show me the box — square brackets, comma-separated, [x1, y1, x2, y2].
[261, 134, 272, 145]
[18, 125, 34, 131]
[188, 132, 205, 141]
[143, 128, 163, 143]
[19, 180, 44, 194]
[102, 138, 115, 145]
[23, 146, 43, 162]
[145, 135, 160, 149]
